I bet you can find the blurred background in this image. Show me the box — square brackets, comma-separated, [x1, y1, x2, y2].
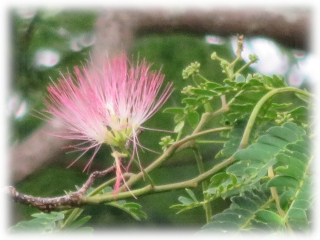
[8, 7, 313, 230]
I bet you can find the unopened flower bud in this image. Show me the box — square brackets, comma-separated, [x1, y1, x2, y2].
[249, 54, 259, 63]
[182, 62, 201, 79]
[211, 52, 218, 60]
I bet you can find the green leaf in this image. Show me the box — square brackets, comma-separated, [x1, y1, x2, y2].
[75, 227, 94, 232]
[294, 92, 311, 103]
[231, 195, 258, 212]
[235, 74, 246, 83]
[123, 202, 142, 209]
[178, 196, 194, 206]
[185, 188, 198, 202]
[267, 176, 300, 189]
[9, 211, 65, 233]
[209, 172, 229, 187]
[256, 134, 288, 148]
[266, 126, 298, 143]
[252, 158, 277, 182]
[223, 208, 252, 220]
[191, 89, 218, 97]
[213, 86, 232, 93]
[107, 201, 147, 221]
[234, 148, 272, 162]
[227, 162, 249, 177]
[250, 219, 274, 231]
[284, 150, 309, 165]
[206, 82, 222, 90]
[31, 212, 65, 222]
[241, 79, 264, 89]
[235, 90, 267, 102]
[243, 191, 265, 206]
[9, 219, 49, 232]
[289, 106, 309, 123]
[283, 122, 306, 137]
[280, 189, 295, 210]
[196, 96, 210, 103]
[254, 210, 283, 225]
[230, 173, 238, 185]
[211, 212, 246, 226]
[288, 219, 309, 232]
[292, 199, 311, 210]
[173, 114, 185, 124]
[229, 103, 254, 113]
[163, 107, 185, 114]
[68, 216, 91, 230]
[286, 142, 310, 156]
[270, 102, 292, 109]
[276, 153, 307, 170]
[174, 121, 185, 132]
[201, 221, 239, 232]
[248, 143, 280, 156]
[181, 98, 197, 105]
[275, 165, 304, 180]
[187, 111, 199, 128]
[262, 75, 286, 87]
[288, 208, 308, 221]
[252, 188, 268, 202]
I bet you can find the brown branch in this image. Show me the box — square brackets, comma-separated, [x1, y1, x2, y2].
[7, 165, 116, 212]
[132, 8, 310, 51]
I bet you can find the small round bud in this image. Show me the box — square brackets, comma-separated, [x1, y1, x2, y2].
[159, 136, 175, 151]
[211, 52, 218, 60]
[249, 54, 259, 63]
[181, 85, 194, 95]
[220, 60, 229, 68]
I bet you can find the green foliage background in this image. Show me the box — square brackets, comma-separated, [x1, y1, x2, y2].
[9, 9, 311, 231]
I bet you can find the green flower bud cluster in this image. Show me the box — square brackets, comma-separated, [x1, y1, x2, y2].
[182, 62, 200, 79]
[249, 54, 259, 63]
[275, 112, 294, 125]
[181, 85, 194, 95]
[159, 136, 175, 151]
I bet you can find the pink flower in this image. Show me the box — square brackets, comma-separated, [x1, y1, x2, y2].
[44, 54, 173, 192]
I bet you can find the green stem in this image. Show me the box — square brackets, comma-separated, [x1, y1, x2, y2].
[132, 159, 155, 187]
[227, 90, 244, 106]
[196, 140, 226, 144]
[238, 87, 313, 150]
[87, 173, 133, 197]
[193, 95, 229, 134]
[268, 167, 286, 217]
[268, 167, 294, 233]
[82, 155, 236, 204]
[198, 74, 211, 83]
[193, 146, 212, 223]
[118, 126, 231, 192]
[175, 128, 183, 141]
[233, 60, 255, 77]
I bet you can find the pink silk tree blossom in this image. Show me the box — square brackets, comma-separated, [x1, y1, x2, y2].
[44, 54, 173, 193]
